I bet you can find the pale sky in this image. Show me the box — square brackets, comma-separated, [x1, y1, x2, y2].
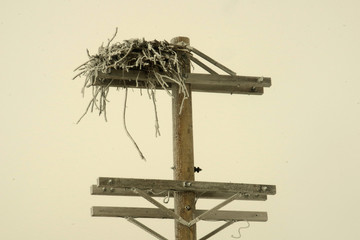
[1, 0, 360, 239]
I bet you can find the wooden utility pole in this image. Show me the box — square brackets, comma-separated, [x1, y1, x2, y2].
[87, 35, 275, 240]
[171, 36, 196, 240]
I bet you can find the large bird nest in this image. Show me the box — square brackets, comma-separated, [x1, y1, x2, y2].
[73, 29, 191, 160]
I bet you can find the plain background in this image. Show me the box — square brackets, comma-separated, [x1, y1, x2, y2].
[1, 0, 359, 239]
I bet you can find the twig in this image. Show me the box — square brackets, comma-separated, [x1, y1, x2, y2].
[151, 89, 161, 137]
[123, 88, 146, 161]
[107, 27, 118, 48]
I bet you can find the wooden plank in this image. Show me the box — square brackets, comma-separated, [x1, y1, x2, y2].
[94, 78, 264, 95]
[188, 193, 241, 227]
[187, 73, 271, 87]
[93, 69, 270, 95]
[199, 222, 234, 240]
[131, 188, 188, 226]
[190, 84, 263, 95]
[91, 207, 268, 222]
[97, 177, 276, 195]
[90, 185, 267, 201]
[126, 217, 168, 240]
[190, 56, 218, 75]
[95, 70, 270, 87]
[186, 45, 237, 76]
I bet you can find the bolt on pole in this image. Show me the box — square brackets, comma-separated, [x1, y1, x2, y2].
[171, 36, 196, 240]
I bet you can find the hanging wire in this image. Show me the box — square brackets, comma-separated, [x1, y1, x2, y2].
[231, 220, 250, 239]
[147, 189, 172, 204]
[163, 191, 170, 204]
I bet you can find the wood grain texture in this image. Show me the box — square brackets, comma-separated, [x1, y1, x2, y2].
[91, 207, 268, 222]
[171, 36, 196, 240]
[94, 70, 270, 95]
[90, 185, 268, 201]
[97, 177, 276, 195]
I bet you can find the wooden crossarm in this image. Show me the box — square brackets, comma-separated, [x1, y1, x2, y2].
[90, 185, 267, 201]
[97, 177, 276, 196]
[93, 70, 270, 95]
[91, 207, 268, 222]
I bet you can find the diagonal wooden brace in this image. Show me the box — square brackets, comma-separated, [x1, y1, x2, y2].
[188, 193, 241, 227]
[199, 221, 235, 240]
[186, 45, 237, 76]
[131, 188, 189, 227]
[189, 55, 218, 75]
[126, 217, 168, 240]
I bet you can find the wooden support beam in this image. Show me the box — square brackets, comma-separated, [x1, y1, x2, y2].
[97, 177, 276, 195]
[189, 56, 218, 75]
[188, 193, 241, 227]
[93, 70, 270, 95]
[186, 73, 271, 87]
[199, 221, 235, 240]
[90, 185, 268, 201]
[186, 45, 237, 76]
[131, 188, 188, 226]
[171, 36, 196, 240]
[126, 217, 168, 240]
[91, 207, 268, 222]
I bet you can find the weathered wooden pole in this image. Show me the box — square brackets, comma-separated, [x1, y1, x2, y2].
[171, 36, 196, 240]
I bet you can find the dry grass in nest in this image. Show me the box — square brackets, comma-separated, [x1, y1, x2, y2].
[73, 29, 192, 160]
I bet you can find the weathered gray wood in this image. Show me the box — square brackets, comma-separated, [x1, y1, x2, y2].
[94, 77, 264, 95]
[91, 207, 268, 222]
[189, 84, 263, 95]
[126, 217, 168, 240]
[189, 56, 218, 75]
[188, 193, 241, 226]
[90, 185, 267, 201]
[94, 69, 270, 93]
[186, 73, 271, 87]
[186, 45, 237, 76]
[199, 221, 235, 240]
[95, 70, 271, 87]
[171, 36, 197, 240]
[132, 188, 188, 226]
[97, 177, 276, 195]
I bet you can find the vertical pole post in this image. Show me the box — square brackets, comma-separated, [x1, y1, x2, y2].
[171, 36, 196, 240]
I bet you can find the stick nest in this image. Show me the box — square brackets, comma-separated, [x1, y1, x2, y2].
[74, 33, 191, 122]
[73, 31, 192, 160]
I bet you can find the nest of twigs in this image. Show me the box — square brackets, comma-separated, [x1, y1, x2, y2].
[73, 29, 191, 160]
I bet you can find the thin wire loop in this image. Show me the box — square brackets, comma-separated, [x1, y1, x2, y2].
[231, 220, 250, 239]
[146, 189, 172, 203]
[163, 191, 170, 204]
